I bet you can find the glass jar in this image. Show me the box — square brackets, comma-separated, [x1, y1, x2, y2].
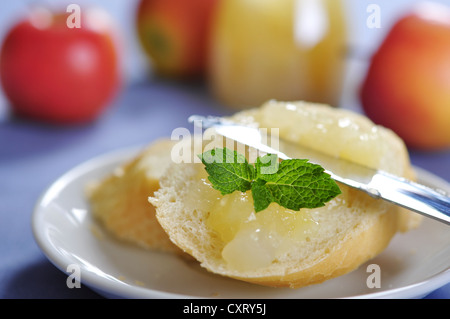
[208, 0, 348, 109]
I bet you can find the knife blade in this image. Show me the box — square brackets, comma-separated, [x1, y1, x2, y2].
[189, 115, 450, 226]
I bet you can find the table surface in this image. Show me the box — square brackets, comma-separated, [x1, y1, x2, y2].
[1, 76, 449, 299]
[0, 0, 449, 299]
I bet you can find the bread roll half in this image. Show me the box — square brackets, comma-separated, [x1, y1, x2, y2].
[149, 100, 422, 288]
[87, 138, 182, 253]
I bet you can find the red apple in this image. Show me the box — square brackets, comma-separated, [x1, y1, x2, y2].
[360, 2, 450, 150]
[136, 0, 218, 78]
[0, 7, 121, 124]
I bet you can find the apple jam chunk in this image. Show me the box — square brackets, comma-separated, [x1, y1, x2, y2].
[192, 169, 319, 271]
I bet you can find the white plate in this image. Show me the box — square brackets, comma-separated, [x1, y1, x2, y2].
[32, 146, 450, 299]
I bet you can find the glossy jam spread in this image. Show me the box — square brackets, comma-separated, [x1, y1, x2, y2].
[193, 170, 319, 271]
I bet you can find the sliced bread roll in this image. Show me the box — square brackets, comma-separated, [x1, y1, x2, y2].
[149, 100, 422, 288]
[87, 138, 182, 253]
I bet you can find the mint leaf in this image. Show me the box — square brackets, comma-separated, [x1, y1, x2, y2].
[256, 159, 342, 212]
[255, 154, 279, 176]
[198, 147, 255, 195]
[199, 148, 341, 213]
[251, 179, 273, 212]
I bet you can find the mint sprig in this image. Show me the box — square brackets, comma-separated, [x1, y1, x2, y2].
[199, 147, 254, 194]
[198, 148, 341, 213]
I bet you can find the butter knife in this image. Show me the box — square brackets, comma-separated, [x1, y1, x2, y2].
[189, 115, 450, 226]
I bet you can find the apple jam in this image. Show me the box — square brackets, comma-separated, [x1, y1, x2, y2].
[191, 168, 319, 271]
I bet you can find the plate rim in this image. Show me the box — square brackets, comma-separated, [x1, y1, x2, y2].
[31, 145, 450, 299]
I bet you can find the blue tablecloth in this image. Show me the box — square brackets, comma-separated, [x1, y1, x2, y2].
[0, 78, 449, 299]
[0, 79, 228, 299]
